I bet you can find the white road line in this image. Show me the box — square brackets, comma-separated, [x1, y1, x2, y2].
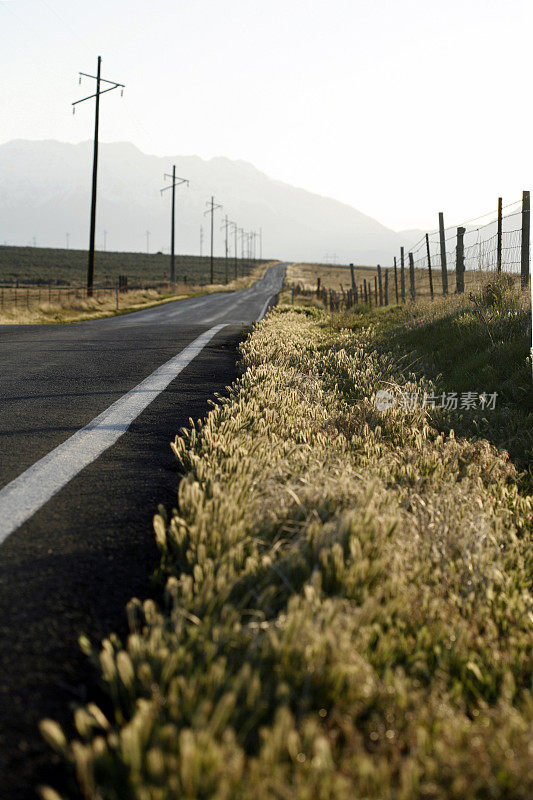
[0, 324, 227, 545]
[257, 292, 276, 321]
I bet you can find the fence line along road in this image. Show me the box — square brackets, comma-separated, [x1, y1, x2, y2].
[290, 192, 533, 377]
[291, 192, 532, 361]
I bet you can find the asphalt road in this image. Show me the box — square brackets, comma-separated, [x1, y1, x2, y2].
[0, 263, 286, 799]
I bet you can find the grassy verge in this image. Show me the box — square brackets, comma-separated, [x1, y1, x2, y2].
[0, 265, 272, 324]
[329, 277, 532, 470]
[41, 300, 532, 800]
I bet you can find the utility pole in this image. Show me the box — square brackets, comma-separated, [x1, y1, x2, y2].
[73, 56, 125, 296]
[221, 215, 233, 284]
[161, 166, 189, 282]
[204, 197, 222, 283]
[259, 227, 263, 259]
[200, 225, 204, 256]
[232, 222, 238, 278]
[146, 230, 151, 254]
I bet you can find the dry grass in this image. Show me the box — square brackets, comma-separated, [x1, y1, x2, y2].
[41, 302, 532, 799]
[288, 261, 521, 302]
[288, 262, 377, 291]
[0, 263, 273, 324]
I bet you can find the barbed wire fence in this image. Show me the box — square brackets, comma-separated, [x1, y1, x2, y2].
[395, 194, 528, 302]
[291, 192, 532, 368]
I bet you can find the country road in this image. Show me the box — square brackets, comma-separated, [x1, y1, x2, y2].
[0, 262, 286, 799]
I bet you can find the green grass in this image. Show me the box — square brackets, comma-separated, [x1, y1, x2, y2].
[330, 276, 532, 470]
[0, 245, 264, 287]
[41, 300, 533, 800]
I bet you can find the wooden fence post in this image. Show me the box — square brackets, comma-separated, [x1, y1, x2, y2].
[316, 277, 321, 296]
[408, 252, 416, 302]
[456, 226, 465, 294]
[400, 247, 406, 302]
[393, 256, 399, 304]
[350, 263, 356, 293]
[521, 190, 530, 290]
[384, 269, 389, 305]
[497, 197, 502, 274]
[363, 279, 368, 304]
[374, 276, 378, 305]
[439, 212, 448, 295]
[426, 233, 434, 300]
[377, 264, 383, 306]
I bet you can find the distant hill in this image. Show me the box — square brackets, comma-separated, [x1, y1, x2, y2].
[397, 229, 427, 249]
[0, 139, 409, 263]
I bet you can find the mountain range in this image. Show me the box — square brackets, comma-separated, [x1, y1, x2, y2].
[0, 140, 422, 263]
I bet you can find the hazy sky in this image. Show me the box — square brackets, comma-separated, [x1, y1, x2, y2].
[1, 0, 531, 231]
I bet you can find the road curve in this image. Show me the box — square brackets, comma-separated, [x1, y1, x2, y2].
[0, 263, 286, 799]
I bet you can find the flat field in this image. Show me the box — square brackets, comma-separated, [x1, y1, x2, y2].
[0, 245, 264, 287]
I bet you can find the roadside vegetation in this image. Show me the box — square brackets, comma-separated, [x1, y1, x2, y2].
[41, 283, 532, 799]
[0, 265, 273, 324]
[328, 276, 532, 469]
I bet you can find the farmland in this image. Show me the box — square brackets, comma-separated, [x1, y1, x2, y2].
[0, 245, 264, 287]
[41, 278, 532, 800]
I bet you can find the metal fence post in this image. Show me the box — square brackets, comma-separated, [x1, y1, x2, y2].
[408, 252, 416, 302]
[456, 226, 465, 294]
[521, 190, 530, 290]
[393, 256, 399, 304]
[384, 269, 389, 305]
[439, 212, 448, 295]
[425, 233, 434, 300]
